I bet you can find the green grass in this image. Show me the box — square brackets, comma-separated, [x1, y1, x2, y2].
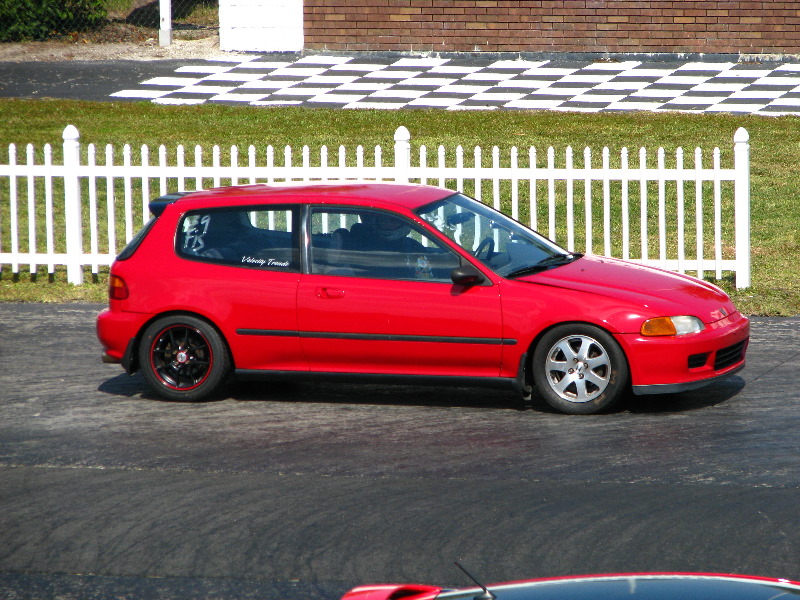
[1, 98, 799, 315]
[104, 0, 218, 25]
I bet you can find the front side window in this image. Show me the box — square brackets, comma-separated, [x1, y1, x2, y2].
[178, 206, 299, 271]
[309, 207, 460, 282]
[416, 193, 568, 277]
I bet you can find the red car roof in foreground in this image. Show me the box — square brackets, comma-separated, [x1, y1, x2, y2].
[341, 573, 800, 600]
[174, 183, 454, 212]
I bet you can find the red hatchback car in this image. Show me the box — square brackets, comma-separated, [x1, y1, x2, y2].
[96, 183, 749, 414]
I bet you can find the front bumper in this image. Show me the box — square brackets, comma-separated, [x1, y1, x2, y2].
[632, 361, 745, 395]
[619, 312, 750, 395]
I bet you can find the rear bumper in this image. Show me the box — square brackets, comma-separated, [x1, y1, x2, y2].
[102, 352, 120, 364]
[620, 312, 749, 395]
[96, 308, 150, 372]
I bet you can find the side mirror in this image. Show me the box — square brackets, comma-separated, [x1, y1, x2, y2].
[451, 264, 485, 286]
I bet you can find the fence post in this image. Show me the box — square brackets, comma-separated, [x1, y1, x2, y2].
[733, 127, 750, 289]
[159, 0, 173, 46]
[63, 125, 84, 285]
[394, 126, 411, 183]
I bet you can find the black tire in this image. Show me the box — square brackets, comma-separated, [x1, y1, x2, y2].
[138, 315, 231, 401]
[532, 324, 628, 415]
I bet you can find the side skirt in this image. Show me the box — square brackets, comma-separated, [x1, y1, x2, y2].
[234, 369, 518, 391]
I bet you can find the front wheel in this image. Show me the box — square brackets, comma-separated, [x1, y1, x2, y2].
[138, 315, 231, 401]
[532, 324, 628, 414]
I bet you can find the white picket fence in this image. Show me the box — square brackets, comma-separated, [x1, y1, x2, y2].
[0, 125, 751, 287]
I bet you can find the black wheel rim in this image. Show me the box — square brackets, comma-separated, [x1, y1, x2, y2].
[149, 324, 213, 391]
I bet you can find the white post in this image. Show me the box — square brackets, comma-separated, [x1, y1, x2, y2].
[62, 125, 84, 285]
[394, 126, 411, 184]
[733, 128, 751, 289]
[159, 0, 172, 46]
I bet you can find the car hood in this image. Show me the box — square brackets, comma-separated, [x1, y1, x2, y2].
[515, 254, 737, 323]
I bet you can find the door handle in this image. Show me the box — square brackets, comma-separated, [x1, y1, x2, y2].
[315, 287, 345, 299]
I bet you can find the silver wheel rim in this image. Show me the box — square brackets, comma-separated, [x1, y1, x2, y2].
[544, 334, 611, 403]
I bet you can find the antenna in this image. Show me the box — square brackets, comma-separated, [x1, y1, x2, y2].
[454, 562, 496, 600]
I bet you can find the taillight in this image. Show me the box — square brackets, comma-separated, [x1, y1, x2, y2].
[109, 275, 129, 300]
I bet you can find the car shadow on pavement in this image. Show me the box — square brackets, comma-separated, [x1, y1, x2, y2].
[98, 372, 230, 403]
[98, 372, 525, 409]
[98, 372, 745, 414]
[98, 371, 150, 397]
[625, 375, 745, 413]
[230, 379, 524, 411]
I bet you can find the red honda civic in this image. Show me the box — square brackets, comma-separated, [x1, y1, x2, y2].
[96, 183, 749, 414]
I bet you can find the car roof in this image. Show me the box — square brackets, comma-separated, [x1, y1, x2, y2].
[167, 183, 456, 213]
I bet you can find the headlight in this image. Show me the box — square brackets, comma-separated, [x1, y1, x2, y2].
[641, 315, 705, 336]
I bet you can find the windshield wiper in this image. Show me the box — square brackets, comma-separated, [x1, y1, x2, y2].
[507, 252, 583, 278]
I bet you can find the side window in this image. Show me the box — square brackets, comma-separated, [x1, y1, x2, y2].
[178, 207, 299, 271]
[309, 208, 460, 282]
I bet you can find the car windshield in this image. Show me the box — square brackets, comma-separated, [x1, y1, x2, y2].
[440, 577, 800, 600]
[416, 192, 575, 277]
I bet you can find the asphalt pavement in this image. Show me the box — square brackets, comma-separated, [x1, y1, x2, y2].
[4, 53, 800, 114]
[1, 304, 799, 600]
[0, 59, 219, 101]
[3, 47, 800, 600]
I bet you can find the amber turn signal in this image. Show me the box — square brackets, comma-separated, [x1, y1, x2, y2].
[641, 316, 677, 336]
[641, 315, 705, 336]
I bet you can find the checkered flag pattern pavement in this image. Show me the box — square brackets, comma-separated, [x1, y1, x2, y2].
[111, 54, 800, 114]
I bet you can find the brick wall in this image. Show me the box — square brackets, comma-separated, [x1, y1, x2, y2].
[303, 1, 800, 55]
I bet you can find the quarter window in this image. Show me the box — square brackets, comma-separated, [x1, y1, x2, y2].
[178, 207, 299, 271]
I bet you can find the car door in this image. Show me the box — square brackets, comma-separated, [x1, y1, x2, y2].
[296, 206, 505, 377]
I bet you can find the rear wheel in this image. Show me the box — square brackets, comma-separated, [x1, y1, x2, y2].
[532, 324, 628, 414]
[139, 315, 230, 401]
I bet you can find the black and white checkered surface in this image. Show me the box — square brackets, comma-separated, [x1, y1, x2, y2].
[111, 54, 800, 114]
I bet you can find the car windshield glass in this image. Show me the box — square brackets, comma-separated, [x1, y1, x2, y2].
[416, 192, 570, 277]
[437, 577, 800, 600]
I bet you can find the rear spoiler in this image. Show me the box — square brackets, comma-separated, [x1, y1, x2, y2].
[149, 191, 195, 217]
[116, 191, 197, 261]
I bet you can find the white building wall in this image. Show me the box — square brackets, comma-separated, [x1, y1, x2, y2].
[219, 0, 304, 52]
